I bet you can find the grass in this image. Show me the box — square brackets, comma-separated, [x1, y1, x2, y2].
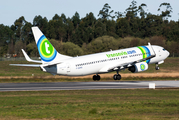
[0, 89, 179, 119]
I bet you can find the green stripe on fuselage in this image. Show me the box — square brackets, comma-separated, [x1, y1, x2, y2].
[137, 46, 145, 59]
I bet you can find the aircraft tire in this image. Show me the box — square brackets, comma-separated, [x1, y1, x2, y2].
[96, 75, 100, 81]
[93, 75, 100, 81]
[93, 75, 97, 81]
[117, 74, 121, 80]
[113, 74, 121, 80]
[155, 66, 159, 70]
[113, 74, 117, 80]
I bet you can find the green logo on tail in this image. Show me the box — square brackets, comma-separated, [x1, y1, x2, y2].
[40, 39, 54, 58]
[37, 35, 57, 62]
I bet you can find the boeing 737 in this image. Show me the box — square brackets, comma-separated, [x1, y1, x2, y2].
[10, 27, 170, 81]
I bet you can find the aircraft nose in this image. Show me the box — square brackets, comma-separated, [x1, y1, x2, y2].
[166, 50, 170, 57]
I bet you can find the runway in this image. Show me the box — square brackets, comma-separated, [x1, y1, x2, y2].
[0, 81, 179, 91]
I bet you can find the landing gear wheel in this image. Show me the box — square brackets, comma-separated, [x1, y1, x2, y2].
[113, 74, 121, 80]
[96, 75, 100, 81]
[93, 75, 96, 81]
[113, 74, 117, 80]
[117, 74, 121, 80]
[93, 74, 100, 81]
[155, 66, 159, 70]
[155, 64, 160, 70]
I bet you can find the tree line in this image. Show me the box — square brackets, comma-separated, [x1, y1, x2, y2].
[0, 0, 179, 57]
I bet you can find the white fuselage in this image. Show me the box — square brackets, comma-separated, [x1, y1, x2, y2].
[43, 45, 169, 76]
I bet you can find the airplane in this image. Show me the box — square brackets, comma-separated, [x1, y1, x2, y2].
[10, 27, 170, 81]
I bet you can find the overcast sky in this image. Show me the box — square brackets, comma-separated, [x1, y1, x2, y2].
[0, 0, 178, 26]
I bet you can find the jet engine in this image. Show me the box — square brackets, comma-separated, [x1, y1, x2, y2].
[128, 62, 148, 73]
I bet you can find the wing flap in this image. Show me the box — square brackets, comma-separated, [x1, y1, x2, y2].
[99, 60, 132, 72]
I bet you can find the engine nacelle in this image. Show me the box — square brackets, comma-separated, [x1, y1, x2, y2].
[128, 62, 148, 73]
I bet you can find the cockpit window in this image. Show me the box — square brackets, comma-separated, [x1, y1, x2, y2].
[163, 48, 166, 51]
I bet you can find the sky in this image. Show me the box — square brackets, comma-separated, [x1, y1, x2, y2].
[0, 0, 179, 26]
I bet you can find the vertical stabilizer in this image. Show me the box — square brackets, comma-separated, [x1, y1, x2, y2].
[32, 27, 72, 64]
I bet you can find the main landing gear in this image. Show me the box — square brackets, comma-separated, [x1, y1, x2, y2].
[113, 74, 121, 80]
[93, 74, 100, 81]
[93, 72, 122, 81]
[155, 63, 160, 70]
[113, 71, 121, 80]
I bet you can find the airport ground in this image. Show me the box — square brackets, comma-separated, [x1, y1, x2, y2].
[0, 58, 179, 119]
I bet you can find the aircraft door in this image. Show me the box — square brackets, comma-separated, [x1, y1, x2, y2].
[66, 63, 71, 73]
[158, 48, 162, 57]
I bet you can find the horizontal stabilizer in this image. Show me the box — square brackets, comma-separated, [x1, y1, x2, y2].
[22, 49, 42, 63]
[10, 64, 40, 67]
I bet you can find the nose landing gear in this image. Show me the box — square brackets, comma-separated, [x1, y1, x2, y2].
[155, 64, 160, 70]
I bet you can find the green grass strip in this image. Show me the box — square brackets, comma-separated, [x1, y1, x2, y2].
[0, 89, 179, 119]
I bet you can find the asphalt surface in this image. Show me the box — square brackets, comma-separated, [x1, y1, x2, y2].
[0, 80, 179, 91]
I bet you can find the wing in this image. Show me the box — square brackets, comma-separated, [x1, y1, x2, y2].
[99, 60, 132, 73]
[99, 42, 156, 73]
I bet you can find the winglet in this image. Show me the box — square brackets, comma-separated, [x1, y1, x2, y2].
[21, 49, 42, 63]
[148, 42, 156, 56]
